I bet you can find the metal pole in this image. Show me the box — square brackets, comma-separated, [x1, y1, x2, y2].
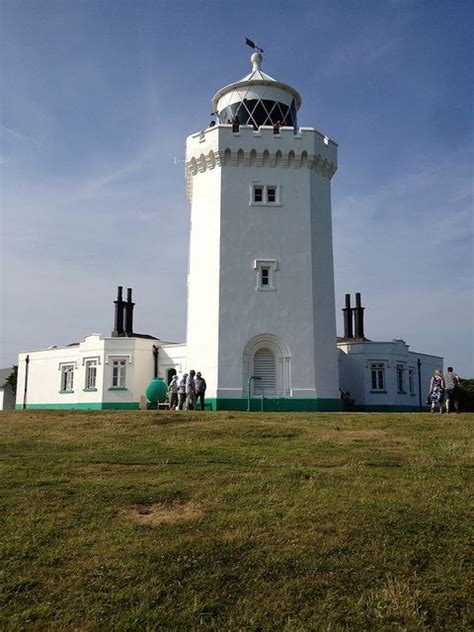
[417, 358, 422, 412]
[22, 354, 30, 410]
[152, 345, 159, 378]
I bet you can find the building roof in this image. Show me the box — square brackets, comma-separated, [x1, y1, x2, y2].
[212, 52, 302, 129]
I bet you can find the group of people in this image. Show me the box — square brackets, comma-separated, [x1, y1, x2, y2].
[428, 367, 460, 414]
[168, 370, 207, 411]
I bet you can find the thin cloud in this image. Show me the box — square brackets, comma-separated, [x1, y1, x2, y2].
[0, 124, 28, 141]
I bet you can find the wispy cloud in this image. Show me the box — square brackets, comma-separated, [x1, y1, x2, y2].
[1, 1, 472, 376]
[1, 124, 28, 141]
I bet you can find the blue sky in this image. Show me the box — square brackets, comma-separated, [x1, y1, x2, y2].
[1, 0, 473, 375]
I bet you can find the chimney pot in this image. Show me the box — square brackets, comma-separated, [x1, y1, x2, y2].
[124, 287, 135, 336]
[342, 293, 354, 339]
[353, 292, 365, 338]
[112, 285, 125, 337]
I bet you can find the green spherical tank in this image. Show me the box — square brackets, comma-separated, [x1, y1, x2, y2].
[145, 377, 168, 404]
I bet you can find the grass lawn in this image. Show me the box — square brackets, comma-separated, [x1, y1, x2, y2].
[1, 410, 472, 630]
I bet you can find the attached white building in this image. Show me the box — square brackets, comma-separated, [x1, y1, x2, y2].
[16, 337, 184, 411]
[337, 293, 442, 411]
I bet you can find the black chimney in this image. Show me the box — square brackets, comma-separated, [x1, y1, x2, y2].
[124, 287, 135, 336]
[152, 345, 159, 378]
[112, 286, 125, 337]
[342, 293, 353, 338]
[353, 292, 365, 338]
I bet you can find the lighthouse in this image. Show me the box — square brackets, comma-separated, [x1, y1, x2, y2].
[185, 50, 340, 411]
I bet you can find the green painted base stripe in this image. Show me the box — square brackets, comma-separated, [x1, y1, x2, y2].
[15, 401, 427, 413]
[205, 398, 342, 412]
[16, 402, 139, 410]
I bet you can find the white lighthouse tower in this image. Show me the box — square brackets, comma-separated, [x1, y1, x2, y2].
[185, 51, 340, 411]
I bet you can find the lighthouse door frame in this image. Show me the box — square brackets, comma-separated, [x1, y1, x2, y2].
[243, 334, 291, 397]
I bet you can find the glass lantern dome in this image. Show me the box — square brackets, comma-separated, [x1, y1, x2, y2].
[212, 52, 302, 130]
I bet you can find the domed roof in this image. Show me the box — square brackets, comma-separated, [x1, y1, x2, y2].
[212, 53, 302, 130]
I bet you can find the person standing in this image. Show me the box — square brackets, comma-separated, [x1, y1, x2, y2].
[429, 369, 445, 414]
[178, 373, 187, 410]
[195, 372, 207, 411]
[186, 370, 196, 410]
[444, 367, 460, 413]
[168, 374, 179, 410]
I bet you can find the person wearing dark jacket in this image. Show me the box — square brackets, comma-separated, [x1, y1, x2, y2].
[195, 372, 207, 411]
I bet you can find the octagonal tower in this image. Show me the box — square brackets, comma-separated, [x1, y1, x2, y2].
[185, 52, 340, 411]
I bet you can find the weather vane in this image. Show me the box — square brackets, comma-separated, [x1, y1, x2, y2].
[245, 37, 264, 53]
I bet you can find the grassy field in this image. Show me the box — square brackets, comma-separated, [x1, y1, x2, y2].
[1, 410, 472, 631]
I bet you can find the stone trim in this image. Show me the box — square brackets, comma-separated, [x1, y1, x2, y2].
[186, 147, 336, 178]
[186, 146, 336, 200]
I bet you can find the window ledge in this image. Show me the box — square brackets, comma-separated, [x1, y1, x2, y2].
[108, 387, 128, 391]
[397, 391, 407, 395]
[370, 390, 387, 394]
[256, 287, 277, 292]
[83, 388, 98, 392]
[59, 390, 74, 394]
[249, 202, 282, 208]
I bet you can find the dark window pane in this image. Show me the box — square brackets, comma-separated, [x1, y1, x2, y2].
[250, 101, 267, 128]
[254, 187, 263, 202]
[290, 100, 297, 127]
[218, 99, 297, 129]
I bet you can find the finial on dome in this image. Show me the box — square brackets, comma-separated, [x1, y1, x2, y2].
[251, 51, 262, 72]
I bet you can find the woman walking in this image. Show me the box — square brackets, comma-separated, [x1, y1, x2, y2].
[429, 369, 445, 413]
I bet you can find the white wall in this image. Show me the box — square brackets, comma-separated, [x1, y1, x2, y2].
[185, 124, 339, 401]
[0, 384, 15, 410]
[185, 134, 221, 396]
[160, 343, 187, 382]
[16, 335, 164, 409]
[338, 340, 443, 409]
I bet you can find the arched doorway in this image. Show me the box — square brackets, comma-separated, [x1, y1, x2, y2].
[253, 347, 276, 395]
[166, 368, 177, 384]
[243, 334, 291, 397]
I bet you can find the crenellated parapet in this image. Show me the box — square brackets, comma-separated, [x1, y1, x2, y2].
[185, 125, 337, 200]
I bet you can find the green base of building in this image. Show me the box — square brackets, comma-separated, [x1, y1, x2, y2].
[16, 403, 139, 410]
[16, 399, 342, 412]
[15, 401, 429, 413]
[205, 397, 342, 412]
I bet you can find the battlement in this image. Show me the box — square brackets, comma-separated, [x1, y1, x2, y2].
[185, 124, 337, 200]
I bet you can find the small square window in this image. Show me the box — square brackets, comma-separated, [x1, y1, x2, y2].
[254, 259, 278, 291]
[251, 184, 280, 206]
